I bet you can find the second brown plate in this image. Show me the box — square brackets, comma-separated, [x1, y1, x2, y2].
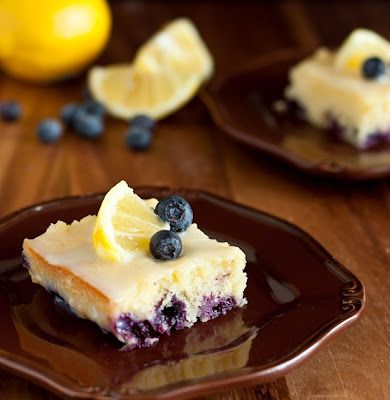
[0, 188, 364, 399]
[202, 49, 390, 180]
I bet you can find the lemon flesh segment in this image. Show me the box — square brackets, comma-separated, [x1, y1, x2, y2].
[335, 28, 390, 74]
[134, 18, 214, 81]
[88, 18, 214, 120]
[93, 181, 168, 263]
[88, 64, 136, 117]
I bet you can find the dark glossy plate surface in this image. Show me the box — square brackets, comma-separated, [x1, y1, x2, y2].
[202, 49, 390, 180]
[0, 188, 364, 399]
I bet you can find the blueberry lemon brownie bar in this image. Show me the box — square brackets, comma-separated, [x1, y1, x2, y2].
[22, 182, 247, 349]
[285, 29, 390, 149]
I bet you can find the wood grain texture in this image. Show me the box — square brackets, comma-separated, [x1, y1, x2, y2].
[0, 1, 389, 399]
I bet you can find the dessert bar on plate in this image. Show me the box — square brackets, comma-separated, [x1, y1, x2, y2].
[22, 182, 247, 349]
[285, 29, 390, 149]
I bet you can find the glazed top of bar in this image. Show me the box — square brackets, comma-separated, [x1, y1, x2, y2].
[293, 48, 390, 91]
[24, 211, 245, 304]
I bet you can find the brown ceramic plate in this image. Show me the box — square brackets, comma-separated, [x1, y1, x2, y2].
[0, 188, 364, 399]
[202, 49, 390, 180]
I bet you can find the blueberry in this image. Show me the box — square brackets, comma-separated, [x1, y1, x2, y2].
[150, 230, 182, 260]
[0, 101, 21, 121]
[73, 109, 104, 139]
[362, 56, 387, 80]
[60, 103, 79, 126]
[82, 85, 92, 100]
[129, 114, 155, 130]
[82, 100, 105, 116]
[37, 119, 63, 143]
[125, 126, 152, 151]
[155, 195, 193, 232]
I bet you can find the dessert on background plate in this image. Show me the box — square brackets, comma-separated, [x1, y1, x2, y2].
[202, 47, 390, 180]
[285, 29, 390, 149]
[22, 181, 247, 350]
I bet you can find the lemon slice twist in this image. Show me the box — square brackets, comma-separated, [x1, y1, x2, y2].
[93, 181, 168, 262]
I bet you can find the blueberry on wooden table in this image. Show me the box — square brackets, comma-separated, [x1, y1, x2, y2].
[37, 119, 63, 144]
[73, 109, 104, 139]
[60, 103, 79, 127]
[125, 126, 152, 151]
[82, 100, 106, 117]
[129, 114, 155, 130]
[0, 101, 22, 121]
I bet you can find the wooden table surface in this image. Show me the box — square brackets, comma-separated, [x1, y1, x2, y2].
[0, 1, 389, 399]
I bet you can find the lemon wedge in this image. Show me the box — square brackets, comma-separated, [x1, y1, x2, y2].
[335, 28, 390, 74]
[88, 18, 214, 120]
[93, 181, 168, 262]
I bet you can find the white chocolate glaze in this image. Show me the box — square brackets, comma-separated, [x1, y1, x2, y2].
[24, 204, 246, 306]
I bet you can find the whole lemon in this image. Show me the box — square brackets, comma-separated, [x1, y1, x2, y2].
[0, 0, 111, 82]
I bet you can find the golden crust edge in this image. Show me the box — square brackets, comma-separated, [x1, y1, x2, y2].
[22, 240, 116, 331]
